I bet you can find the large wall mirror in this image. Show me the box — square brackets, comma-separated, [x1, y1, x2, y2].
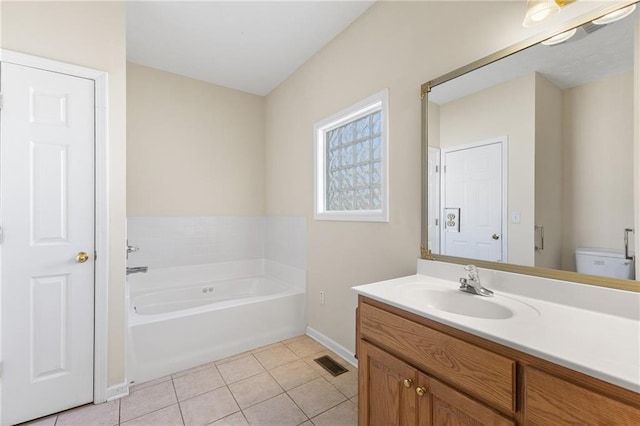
[421, 1, 640, 291]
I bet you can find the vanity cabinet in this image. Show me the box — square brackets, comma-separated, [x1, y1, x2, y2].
[357, 296, 640, 425]
[359, 339, 514, 425]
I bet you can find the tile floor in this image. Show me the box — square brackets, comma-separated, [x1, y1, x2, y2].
[22, 335, 358, 426]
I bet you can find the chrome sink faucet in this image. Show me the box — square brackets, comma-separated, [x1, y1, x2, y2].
[459, 265, 494, 297]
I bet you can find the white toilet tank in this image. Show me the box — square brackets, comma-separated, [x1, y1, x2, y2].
[575, 248, 635, 280]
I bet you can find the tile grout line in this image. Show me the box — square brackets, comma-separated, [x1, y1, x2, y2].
[171, 377, 187, 426]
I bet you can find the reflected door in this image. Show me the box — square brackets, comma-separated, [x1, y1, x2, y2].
[441, 141, 504, 262]
[427, 147, 441, 253]
[1, 62, 95, 424]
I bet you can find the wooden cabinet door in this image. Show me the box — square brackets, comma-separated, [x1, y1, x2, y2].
[419, 372, 515, 426]
[359, 341, 419, 426]
[524, 367, 640, 425]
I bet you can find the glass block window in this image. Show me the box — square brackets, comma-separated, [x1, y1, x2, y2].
[314, 89, 389, 222]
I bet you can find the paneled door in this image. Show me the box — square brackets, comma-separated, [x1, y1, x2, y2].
[1, 62, 95, 424]
[441, 140, 504, 262]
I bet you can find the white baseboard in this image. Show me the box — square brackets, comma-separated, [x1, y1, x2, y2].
[306, 326, 358, 368]
[105, 380, 129, 401]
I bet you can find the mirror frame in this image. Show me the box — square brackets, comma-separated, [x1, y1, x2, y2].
[420, 0, 640, 293]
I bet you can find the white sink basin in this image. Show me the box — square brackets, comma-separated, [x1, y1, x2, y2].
[398, 284, 540, 320]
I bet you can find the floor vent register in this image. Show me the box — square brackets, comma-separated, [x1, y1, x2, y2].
[314, 355, 348, 377]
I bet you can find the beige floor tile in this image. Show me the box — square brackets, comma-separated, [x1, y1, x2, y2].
[254, 345, 299, 370]
[20, 414, 58, 426]
[208, 411, 249, 425]
[180, 387, 239, 426]
[174, 366, 226, 401]
[269, 359, 320, 391]
[325, 369, 358, 398]
[229, 372, 283, 409]
[173, 362, 215, 379]
[215, 351, 253, 366]
[282, 336, 326, 358]
[120, 380, 178, 422]
[130, 375, 172, 393]
[287, 377, 346, 418]
[242, 394, 307, 426]
[121, 404, 184, 426]
[310, 400, 357, 426]
[56, 400, 120, 426]
[350, 396, 359, 409]
[298, 422, 313, 426]
[218, 355, 265, 384]
[251, 342, 285, 354]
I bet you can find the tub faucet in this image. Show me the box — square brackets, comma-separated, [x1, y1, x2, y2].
[459, 265, 493, 297]
[126, 241, 140, 260]
[126, 266, 148, 275]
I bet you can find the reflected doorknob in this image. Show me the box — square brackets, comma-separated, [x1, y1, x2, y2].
[492, 234, 500, 240]
[76, 252, 89, 263]
[416, 386, 427, 397]
[403, 379, 413, 388]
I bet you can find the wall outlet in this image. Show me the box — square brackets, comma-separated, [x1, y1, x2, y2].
[319, 291, 325, 305]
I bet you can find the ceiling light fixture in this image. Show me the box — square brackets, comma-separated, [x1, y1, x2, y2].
[523, 0, 575, 28]
[541, 27, 577, 45]
[592, 4, 636, 25]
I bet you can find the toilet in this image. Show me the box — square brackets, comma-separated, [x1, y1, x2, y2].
[575, 248, 635, 280]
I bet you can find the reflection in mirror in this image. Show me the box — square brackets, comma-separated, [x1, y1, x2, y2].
[425, 4, 638, 283]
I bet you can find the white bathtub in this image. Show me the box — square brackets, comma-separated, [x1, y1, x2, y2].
[127, 262, 306, 384]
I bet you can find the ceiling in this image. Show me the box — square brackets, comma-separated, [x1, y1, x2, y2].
[429, 8, 637, 105]
[127, 1, 375, 96]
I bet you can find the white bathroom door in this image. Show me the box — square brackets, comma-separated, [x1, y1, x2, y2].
[0, 62, 95, 424]
[441, 140, 504, 262]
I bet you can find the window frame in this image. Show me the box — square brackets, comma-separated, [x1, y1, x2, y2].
[313, 89, 389, 222]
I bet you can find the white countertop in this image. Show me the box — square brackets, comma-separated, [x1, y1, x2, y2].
[353, 272, 640, 393]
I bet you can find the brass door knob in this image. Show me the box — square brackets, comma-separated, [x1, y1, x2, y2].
[416, 386, 427, 397]
[76, 252, 89, 263]
[403, 379, 413, 388]
[492, 234, 500, 240]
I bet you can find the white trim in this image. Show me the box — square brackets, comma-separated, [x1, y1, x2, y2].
[106, 380, 129, 402]
[313, 89, 389, 222]
[305, 326, 358, 368]
[439, 136, 508, 262]
[0, 49, 111, 404]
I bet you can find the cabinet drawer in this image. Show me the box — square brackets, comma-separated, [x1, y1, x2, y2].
[360, 302, 515, 413]
[524, 367, 640, 425]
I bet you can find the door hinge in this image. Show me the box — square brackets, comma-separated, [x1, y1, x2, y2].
[435, 165, 439, 173]
[443, 165, 447, 173]
[435, 218, 439, 226]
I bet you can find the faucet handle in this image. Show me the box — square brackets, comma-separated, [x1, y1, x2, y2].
[464, 264, 480, 281]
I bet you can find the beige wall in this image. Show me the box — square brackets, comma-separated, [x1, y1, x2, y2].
[127, 63, 265, 216]
[1, 1, 127, 386]
[561, 71, 634, 271]
[439, 74, 536, 266]
[427, 101, 440, 149]
[263, 0, 578, 353]
[534, 74, 563, 270]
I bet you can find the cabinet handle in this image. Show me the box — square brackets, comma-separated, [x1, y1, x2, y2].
[403, 379, 413, 388]
[416, 386, 427, 397]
